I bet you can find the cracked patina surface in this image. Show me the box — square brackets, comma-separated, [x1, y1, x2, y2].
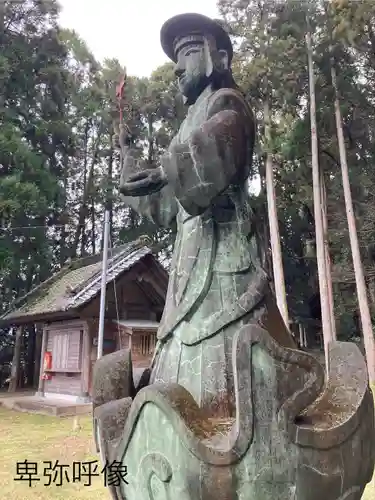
[93, 13, 375, 500]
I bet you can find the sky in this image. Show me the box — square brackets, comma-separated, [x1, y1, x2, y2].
[58, 1, 261, 195]
[58, 0, 220, 77]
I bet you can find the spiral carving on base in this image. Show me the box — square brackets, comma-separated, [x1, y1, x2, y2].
[139, 453, 173, 500]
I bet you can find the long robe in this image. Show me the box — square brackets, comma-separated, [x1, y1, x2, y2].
[120, 84, 294, 417]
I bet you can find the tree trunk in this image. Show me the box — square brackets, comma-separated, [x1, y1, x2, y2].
[320, 167, 336, 338]
[259, 200, 273, 278]
[0, 1, 4, 35]
[71, 120, 102, 258]
[80, 130, 89, 257]
[8, 326, 22, 393]
[331, 62, 375, 384]
[80, 223, 87, 256]
[147, 114, 154, 165]
[259, 2, 289, 329]
[264, 98, 289, 328]
[306, 23, 335, 371]
[91, 202, 96, 255]
[60, 155, 68, 267]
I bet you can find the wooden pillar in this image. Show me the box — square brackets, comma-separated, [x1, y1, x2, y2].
[303, 326, 308, 348]
[81, 327, 91, 400]
[129, 328, 133, 351]
[8, 326, 22, 393]
[151, 330, 156, 351]
[37, 327, 48, 395]
[299, 323, 304, 348]
[33, 326, 42, 389]
[26, 325, 36, 387]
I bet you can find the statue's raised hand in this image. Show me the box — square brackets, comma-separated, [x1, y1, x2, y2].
[117, 123, 168, 197]
[120, 166, 167, 197]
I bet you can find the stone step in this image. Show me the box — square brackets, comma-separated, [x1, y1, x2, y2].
[10, 399, 92, 417]
[13, 400, 58, 416]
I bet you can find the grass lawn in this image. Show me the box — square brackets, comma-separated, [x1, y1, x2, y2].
[0, 408, 109, 499]
[0, 387, 374, 499]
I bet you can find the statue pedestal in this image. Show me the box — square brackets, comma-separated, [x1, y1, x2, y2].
[101, 325, 375, 500]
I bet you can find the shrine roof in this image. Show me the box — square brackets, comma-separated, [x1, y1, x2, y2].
[0, 237, 166, 325]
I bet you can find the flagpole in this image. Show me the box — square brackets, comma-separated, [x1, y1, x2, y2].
[94, 209, 109, 463]
[96, 71, 127, 360]
[97, 209, 110, 360]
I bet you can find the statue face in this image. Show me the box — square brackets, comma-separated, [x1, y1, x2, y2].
[174, 41, 209, 104]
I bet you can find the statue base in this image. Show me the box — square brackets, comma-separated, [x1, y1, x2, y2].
[94, 324, 375, 500]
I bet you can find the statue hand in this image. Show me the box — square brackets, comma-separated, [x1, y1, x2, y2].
[120, 166, 167, 197]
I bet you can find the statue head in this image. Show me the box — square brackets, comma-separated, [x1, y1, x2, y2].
[160, 13, 236, 105]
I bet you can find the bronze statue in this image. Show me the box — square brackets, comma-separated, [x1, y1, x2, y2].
[93, 13, 374, 500]
[119, 12, 294, 416]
